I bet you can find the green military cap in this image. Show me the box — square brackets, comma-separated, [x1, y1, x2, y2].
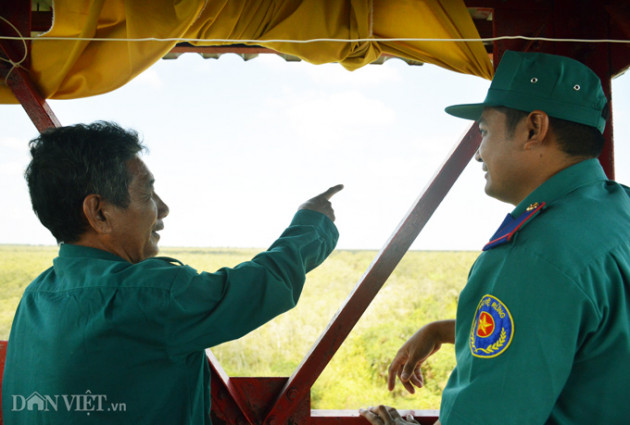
[445, 50, 608, 133]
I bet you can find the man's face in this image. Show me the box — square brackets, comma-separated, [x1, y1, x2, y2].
[476, 108, 530, 205]
[107, 157, 169, 263]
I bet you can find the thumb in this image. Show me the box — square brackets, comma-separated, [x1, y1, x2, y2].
[400, 360, 417, 382]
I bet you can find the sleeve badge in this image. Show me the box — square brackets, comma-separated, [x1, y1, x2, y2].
[469, 294, 514, 358]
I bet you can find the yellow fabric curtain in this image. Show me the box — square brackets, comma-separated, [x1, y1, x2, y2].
[0, 0, 493, 104]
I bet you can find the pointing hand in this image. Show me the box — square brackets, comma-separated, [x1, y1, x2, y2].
[298, 184, 344, 221]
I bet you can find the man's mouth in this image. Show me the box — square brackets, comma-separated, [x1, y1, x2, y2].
[152, 223, 164, 238]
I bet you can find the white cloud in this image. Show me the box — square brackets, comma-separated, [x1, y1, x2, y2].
[255, 53, 403, 86]
[0, 136, 24, 150]
[304, 61, 403, 86]
[0, 162, 25, 176]
[286, 90, 395, 128]
[256, 90, 396, 152]
[132, 68, 163, 89]
[1, 53, 628, 250]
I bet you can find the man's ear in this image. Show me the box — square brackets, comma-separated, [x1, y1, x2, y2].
[525, 110, 550, 149]
[82, 194, 114, 234]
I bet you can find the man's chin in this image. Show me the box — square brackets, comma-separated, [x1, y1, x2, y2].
[484, 183, 502, 202]
[484, 181, 493, 196]
[143, 243, 160, 261]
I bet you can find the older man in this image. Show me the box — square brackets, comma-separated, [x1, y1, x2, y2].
[362, 51, 630, 424]
[3, 122, 342, 424]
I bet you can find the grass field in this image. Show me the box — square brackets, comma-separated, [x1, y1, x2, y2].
[0, 245, 478, 410]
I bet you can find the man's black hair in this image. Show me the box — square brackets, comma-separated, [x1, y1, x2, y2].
[493, 106, 605, 158]
[25, 121, 145, 243]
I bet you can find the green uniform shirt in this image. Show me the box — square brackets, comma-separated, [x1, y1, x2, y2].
[441, 159, 630, 425]
[2, 209, 338, 424]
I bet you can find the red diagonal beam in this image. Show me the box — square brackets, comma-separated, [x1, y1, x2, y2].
[206, 350, 259, 424]
[263, 125, 481, 425]
[3, 65, 62, 132]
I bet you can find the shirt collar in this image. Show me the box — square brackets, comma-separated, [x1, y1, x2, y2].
[511, 158, 608, 217]
[59, 243, 127, 262]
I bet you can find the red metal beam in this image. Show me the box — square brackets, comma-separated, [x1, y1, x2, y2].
[31, 11, 53, 33]
[546, 0, 617, 179]
[0, 1, 31, 70]
[207, 350, 260, 424]
[261, 125, 481, 425]
[579, 48, 615, 179]
[2, 65, 62, 132]
[170, 45, 281, 56]
[0, 340, 7, 425]
[0, 2, 61, 131]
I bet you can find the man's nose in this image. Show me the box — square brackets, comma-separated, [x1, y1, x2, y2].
[156, 193, 169, 218]
[474, 149, 482, 162]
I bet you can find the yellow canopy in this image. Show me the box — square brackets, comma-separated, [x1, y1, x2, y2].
[0, 0, 493, 104]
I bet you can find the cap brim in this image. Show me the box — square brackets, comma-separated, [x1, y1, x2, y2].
[444, 103, 486, 121]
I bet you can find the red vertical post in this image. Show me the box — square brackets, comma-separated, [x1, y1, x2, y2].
[0, 340, 7, 425]
[548, 0, 615, 178]
[0, 2, 61, 131]
[491, 0, 616, 178]
[592, 62, 614, 179]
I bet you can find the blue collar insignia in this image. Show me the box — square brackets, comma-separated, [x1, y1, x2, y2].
[483, 202, 546, 251]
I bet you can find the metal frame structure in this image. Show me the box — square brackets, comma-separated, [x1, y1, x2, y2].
[1, 1, 629, 424]
[0, 2, 60, 131]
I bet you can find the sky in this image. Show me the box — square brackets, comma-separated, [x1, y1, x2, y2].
[1, 54, 629, 251]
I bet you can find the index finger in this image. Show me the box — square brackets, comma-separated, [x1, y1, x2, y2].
[321, 184, 344, 200]
[387, 354, 405, 391]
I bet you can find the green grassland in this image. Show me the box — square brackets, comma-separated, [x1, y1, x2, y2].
[0, 245, 478, 410]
